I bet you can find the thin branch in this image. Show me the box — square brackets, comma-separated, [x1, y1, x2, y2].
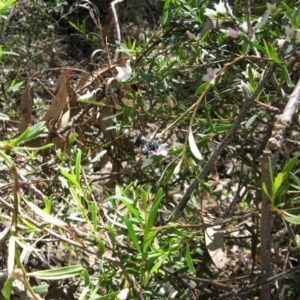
[170, 57, 280, 221]
[260, 76, 300, 299]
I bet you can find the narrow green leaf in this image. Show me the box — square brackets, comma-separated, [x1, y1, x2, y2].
[263, 39, 282, 64]
[282, 211, 300, 225]
[245, 114, 258, 129]
[32, 283, 49, 295]
[124, 216, 141, 253]
[25, 198, 66, 228]
[28, 265, 83, 280]
[159, 160, 176, 185]
[0, 51, 18, 56]
[78, 269, 90, 300]
[7, 236, 15, 275]
[215, 124, 232, 131]
[150, 255, 166, 274]
[285, 207, 300, 215]
[60, 169, 81, 189]
[69, 186, 83, 207]
[171, 227, 188, 238]
[185, 243, 195, 271]
[204, 101, 215, 132]
[162, 0, 170, 25]
[143, 231, 157, 253]
[250, 41, 266, 52]
[247, 65, 254, 86]
[195, 81, 210, 96]
[282, 65, 293, 88]
[0, 113, 9, 120]
[144, 188, 163, 239]
[174, 159, 182, 175]
[75, 150, 81, 184]
[273, 172, 286, 197]
[262, 182, 272, 201]
[0, 149, 12, 164]
[17, 143, 53, 151]
[282, 157, 297, 174]
[119, 198, 143, 224]
[283, 219, 299, 247]
[281, 2, 291, 13]
[107, 226, 116, 250]
[188, 129, 203, 160]
[11, 122, 46, 145]
[2, 277, 13, 300]
[91, 202, 97, 231]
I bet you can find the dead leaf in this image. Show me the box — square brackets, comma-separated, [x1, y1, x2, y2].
[205, 224, 227, 269]
[43, 70, 71, 124]
[76, 65, 115, 92]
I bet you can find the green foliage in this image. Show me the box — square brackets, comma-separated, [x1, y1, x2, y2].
[2, 0, 300, 298]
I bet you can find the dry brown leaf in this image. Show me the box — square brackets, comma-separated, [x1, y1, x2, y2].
[52, 108, 70, 148]
[76, 65, 115, 92]
[205, 224, 227, 269]
[18, 84, 33, 134]
[43, 70, 71, 124]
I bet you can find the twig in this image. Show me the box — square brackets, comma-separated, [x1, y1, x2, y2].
[102, 254, 145, 300]
[260, 73, 300, 299]
[216, 264, 300, 299]
[170, 56, 281, 221]
[111, 0, 123, 61]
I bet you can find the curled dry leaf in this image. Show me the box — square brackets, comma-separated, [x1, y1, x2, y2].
[205, 224, 227, 269]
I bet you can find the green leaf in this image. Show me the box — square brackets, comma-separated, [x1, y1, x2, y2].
[75, 150, 81, 184]
[282, 65, 293, 88]
[282, 210, 300, 225]
[91, 202, 97, 231]
[188, 129, 203, 160]
[262, 182, 272, 202]
[281, 2, 291, 14]
[24, 198, 66, 228]
[204, 101, 215, 132]
[2, 277, 13, 300]
[124, 216, 141, 253]
[185, 243, 195, 271]
[0, 113, 9, 120]
[245, 114, 258, 129]
[78, 269, 90, 300]
[273, 172, 286, 197]
[0, 50, 18, 56]
[118, 197, 143, 224]
[283, 219, 299, 247]
[7, 236, 15, 275]
[60, 169, 81, 189]
[247, 65, 254, 86]
[263, 39, 282, 64]
[162, 0, 170, 25]
[143, 231, 157, 253]
[150, 254, 166, 274]
[283, 157, 297, 174]
[144, 188, 163, 239]
[10, 122, 46, 145]
[215, 124, 232, 131]
[250, 41, 266, 52]
[32, 283, 49, 295]
[0, 149, 12, 165]
[285, 207, 300, 215]
[28, 265, 83, 280]
[195, 81, 210, 96]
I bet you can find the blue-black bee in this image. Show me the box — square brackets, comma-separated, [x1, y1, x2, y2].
[135, 134, 159, 156]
